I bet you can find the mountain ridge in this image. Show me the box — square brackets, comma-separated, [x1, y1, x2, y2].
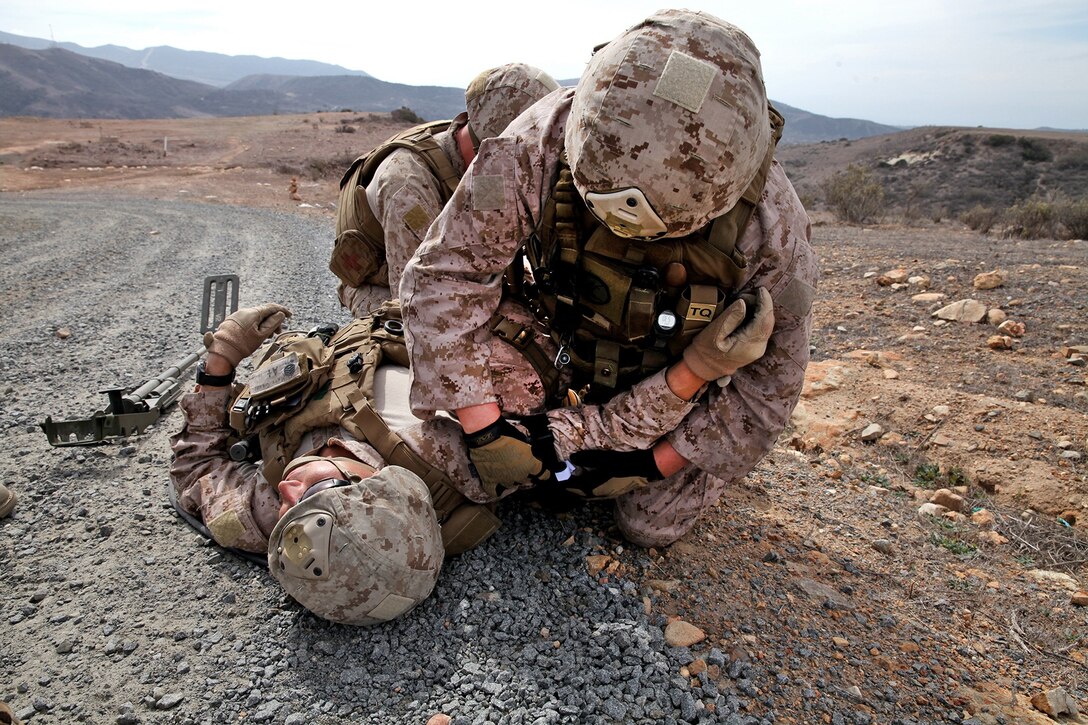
[0, 34, 898, 142]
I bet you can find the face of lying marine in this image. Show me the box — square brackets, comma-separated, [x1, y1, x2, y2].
[276, 448, 376, 519]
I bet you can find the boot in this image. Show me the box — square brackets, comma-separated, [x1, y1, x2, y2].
[0, 483, 16, 518]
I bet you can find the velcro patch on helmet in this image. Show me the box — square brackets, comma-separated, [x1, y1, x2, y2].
[403, 204, 432, 233]
[207, 510, 247, 548]
[367, 592, 417, 621]
[653, 50, 716, 114]
[473, 175, 506, 211]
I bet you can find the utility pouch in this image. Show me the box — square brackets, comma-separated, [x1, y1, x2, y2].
[441, 503, 501, 556]
[229, 336, 334, 435]
[330, 228, 386, 288]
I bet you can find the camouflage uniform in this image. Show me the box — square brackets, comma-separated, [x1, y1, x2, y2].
[338, 65, 560, 318]
[401, 89, 818, 547]
[337, 115, 469, 318]
[169, 359, 695, 553]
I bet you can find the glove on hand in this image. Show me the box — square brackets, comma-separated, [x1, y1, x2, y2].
[464, 417, 553, 498]
[682, 287, 775, 381]
[203, 303, 292, 368]
[566, 448, 661, 499]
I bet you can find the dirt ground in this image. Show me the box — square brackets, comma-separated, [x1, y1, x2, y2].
[2, 113, 1087, 724]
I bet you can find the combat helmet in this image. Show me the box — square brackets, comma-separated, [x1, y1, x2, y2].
[267, 460, 444, 626]
[465, 63, 560, 146]
[565, 9, 771, 240]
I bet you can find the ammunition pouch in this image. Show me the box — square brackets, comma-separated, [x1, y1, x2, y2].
[519, 104, 785, 400]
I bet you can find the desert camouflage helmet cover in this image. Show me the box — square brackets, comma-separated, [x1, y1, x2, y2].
[465, 63, 560, 143]
[566, 9, 771, 239]
[267, 465, 443, 626]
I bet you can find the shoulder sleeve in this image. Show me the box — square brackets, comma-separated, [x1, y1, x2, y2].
[368, 150, 447, 294]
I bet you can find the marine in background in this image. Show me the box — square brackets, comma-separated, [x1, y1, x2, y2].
[401, 10, 818, 547]
[332, 63, 559, 317]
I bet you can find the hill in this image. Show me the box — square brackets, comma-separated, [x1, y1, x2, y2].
[779, 125, 1088, 219]
[3, 36, 899, 141]
[0, 44, 467, 120]
[0, 29, 370, 87]
[773, 101, 902, 145]
[225, 74, 466, 121]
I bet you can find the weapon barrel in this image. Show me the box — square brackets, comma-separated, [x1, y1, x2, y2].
[124, 349, 203, 407]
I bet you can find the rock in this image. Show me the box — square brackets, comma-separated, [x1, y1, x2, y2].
[1061, 450, 1083, 460]
[648, 579, 680, 593]
[908, 275, 931, 288]
[970, 509, 996, 528]
[933, 299, 987, 322]
[585, 555, 611, 576]
[55, 327, 72, 339]
[987, 335, 1014, 350]
[997, 320, 1025, 337]
[155, 694, 184, 710]
[930, 489, 965, 512]
[977, 531, 1008, 545]
[426, 715, 452, 725]
[665, 620, 706, 647]
[871, 539, 895, 556]
[987, 308, 1008, 325]
[801, 360, 851, 398]
[918, 502, 949, 517]
[792, 578, 855, 610]
[877, 268, 909, 286]
[1072, 592, 1088, 607]
[882, 368, 899, 379]
[1026, 569, 1080, 591]
[1029, 687, 1079, 717]
[911, 292, 946, 303]
[973, 269, 1007, 290]
[832, 636, 849, 648]
[860, 423, 885, 442]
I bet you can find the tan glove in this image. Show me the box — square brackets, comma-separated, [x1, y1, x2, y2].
[203, 303, 292, 367]
[682, 287, 775, 381]
[464, 417, 554, 498]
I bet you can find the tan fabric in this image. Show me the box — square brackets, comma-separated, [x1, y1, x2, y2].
[337, 118, 468, 317]
[401, 88, 817, 544]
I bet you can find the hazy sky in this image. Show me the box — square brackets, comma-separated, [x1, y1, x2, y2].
[2, 0, 1086, 130]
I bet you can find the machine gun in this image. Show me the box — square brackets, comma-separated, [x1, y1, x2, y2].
[40, 275, 239, 447]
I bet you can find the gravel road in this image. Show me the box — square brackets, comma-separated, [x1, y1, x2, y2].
[0, 194, 770, 725]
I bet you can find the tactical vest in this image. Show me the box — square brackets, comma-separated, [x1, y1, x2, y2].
[516, 105, 785, 401]
[331, 120, 462, 288]
[228, 306, 498, 555]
